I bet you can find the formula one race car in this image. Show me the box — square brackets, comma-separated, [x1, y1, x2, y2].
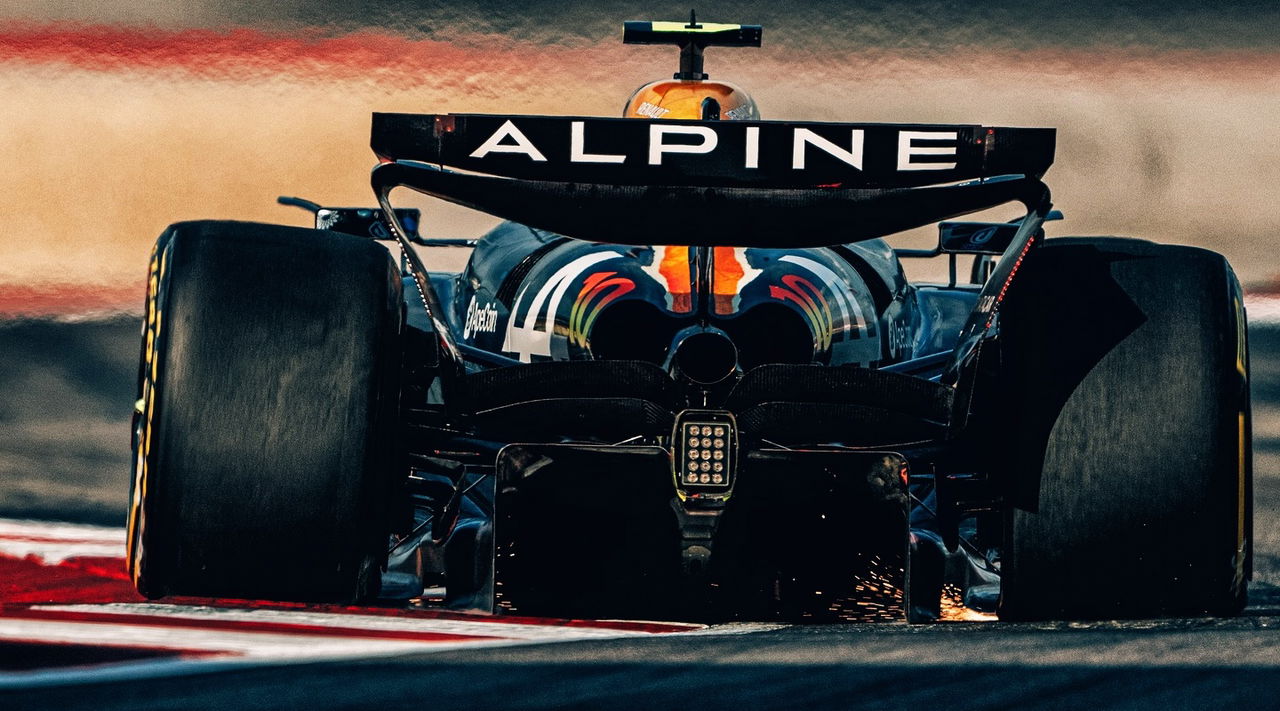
[127, 17, 1252, 622]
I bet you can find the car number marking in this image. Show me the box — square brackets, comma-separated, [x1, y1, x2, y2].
[503, 251, 622, 362]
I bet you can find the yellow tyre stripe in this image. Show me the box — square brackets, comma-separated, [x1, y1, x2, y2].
[128, 243, 167, 587]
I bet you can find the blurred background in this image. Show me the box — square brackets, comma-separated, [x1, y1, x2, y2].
[1, 1, 1278, 525]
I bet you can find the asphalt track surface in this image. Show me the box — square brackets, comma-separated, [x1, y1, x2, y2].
[5, 315, 1280, 708]
[7, 613, 1280, 710]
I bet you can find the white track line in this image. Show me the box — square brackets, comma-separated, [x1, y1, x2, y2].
[0, 520, 125, 543]
[1248, 295, 1280, 325]
[0, 610, 737, 690]
[0, 518, 734, 689]
[0, 618, 527, 690]
[0, 540, 125, 565]
[0, 618, 466, 658]
[34, 603, 701, 640]
[0, 614, 755, 690]
[0, 519, 125, 564]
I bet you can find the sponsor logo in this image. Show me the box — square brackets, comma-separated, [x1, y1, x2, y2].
[468, 121, 958, 171]
[968, 225, 998, 245]
[635, 101, 671, 119]
[463, 296, 499, 339]
[887, 320, 911, 355]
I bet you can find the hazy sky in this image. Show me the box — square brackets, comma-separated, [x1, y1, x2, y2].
[6, 1, 1279, 49]
[1, 1, 1278, 310]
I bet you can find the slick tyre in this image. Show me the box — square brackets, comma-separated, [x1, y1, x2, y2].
[127, 221, 402, 602]
[995, 238, 1250, 620]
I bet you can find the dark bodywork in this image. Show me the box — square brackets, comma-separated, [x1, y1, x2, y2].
[345, 112, 1058, 619]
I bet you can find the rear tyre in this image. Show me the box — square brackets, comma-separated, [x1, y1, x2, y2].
[995, 238, 1250, 620]
[127, 221, 402, 602]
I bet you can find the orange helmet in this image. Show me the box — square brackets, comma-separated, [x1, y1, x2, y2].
[623, 79, 760, 121]
[622, 15, 762, 121]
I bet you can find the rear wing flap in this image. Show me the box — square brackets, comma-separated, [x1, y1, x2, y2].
[372, 113, 1052, 189]
[371, 113, 1052, 248]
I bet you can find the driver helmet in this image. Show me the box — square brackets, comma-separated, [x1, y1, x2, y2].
[623, 79, 760, 121]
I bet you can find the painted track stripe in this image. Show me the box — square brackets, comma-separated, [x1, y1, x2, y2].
[0, 535, 127, 545]
[1246, 295, 1280, 325]
[0, 520, 700, 632]
[0, 520, 701, 632]
[2, 607, 509, 643]
[0, 636, 233, 661]
[0, 516, 718, 689]
[0, 614, 715, 690]
[146, 600, 704, 634]
[145, 601, 705, 634]
[0, 520, 127, 566]
[0, 633, 529, 691]
[0, 543, 130, 566]
[0, 618, 519, 660]
[0, 520, 126, 542]
[32, 603, 698, 640]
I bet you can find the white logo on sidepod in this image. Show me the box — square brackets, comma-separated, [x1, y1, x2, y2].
[463, 296, 499, 340]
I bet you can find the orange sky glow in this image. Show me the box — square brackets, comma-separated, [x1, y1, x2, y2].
[1, 22, 1277, 315]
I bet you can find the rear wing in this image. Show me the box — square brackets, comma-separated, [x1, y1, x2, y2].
[368, 113, 1055, 393]
[370, 113, 1053, 248]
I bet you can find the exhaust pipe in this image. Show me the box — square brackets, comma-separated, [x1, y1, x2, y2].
[671, 329, 738, 385]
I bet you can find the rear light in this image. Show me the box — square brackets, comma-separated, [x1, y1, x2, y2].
[673, 410, 737, 493]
